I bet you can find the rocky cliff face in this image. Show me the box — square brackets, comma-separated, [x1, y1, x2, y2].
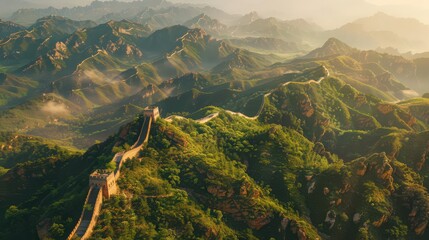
[305, 152, 429, 238]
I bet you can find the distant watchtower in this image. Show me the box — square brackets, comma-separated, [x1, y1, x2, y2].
[144, 106, 160, 122]
[89, 170, 117, 198]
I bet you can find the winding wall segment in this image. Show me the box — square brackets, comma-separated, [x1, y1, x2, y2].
[67, 107, 158, 240]
[67, 187, 102, 240]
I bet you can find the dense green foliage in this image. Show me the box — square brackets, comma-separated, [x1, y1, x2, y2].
[88, 114, 326, 239]
[2, 7, 429, 240]
[0, 117, 145, 239]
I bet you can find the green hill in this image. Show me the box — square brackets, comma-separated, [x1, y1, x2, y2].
[301, 38, 419, 98]
[0, 20, 289, 149]
[303, 38, 358, 59]
[0, 120, 137, 239]
[0, 20, 24, 39]
[0, 102, 429, 239]
[0, 16, 96, 63]
[1, 73, 429, 239]
[260, 76, 427, 141]
[0, 73, 39, 108]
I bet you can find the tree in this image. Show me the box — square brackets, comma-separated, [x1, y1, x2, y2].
[158, 229, 175, 240]
[4, 205, 20, 220]
[184, 222, 194, 237]
[49, 223, 65, 239]
[4, 205, 28, 224]
[132, 198, 150, 216]
[385, 217, 408, 240]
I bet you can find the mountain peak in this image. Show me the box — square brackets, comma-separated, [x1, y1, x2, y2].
[184, 14, 226, 36]
[185, 13, 211, 24]
[323, 37, 352, 49]
[36, 15, 68, 22]
[196, 13, 208, 18]
[30, 15, 97, 35]
[373, 11, 390, 18]
[303, 37, 356, 59]
[244, 11, 260, 20]
[234, 11, 261, 26]
[0, 19, 25, 38]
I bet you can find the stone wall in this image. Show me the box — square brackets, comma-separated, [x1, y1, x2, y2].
[66, 187, 102, 240]
[144, 106, 160, 122]
[67, 114, 155, 240]
[116, 116, 152, 180]
[80, 189, 103, 239]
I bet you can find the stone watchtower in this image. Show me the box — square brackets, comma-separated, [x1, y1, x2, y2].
[144, 106, 160, 122]
[89, 170, 117, 198]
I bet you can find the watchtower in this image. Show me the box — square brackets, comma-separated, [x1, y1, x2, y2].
[89, 170, 117, 198]
[144, 106, 160, 122]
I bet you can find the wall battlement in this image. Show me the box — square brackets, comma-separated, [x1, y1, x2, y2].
[68, 106, 158, 240]
[144, 106, 160, 122]
[89, 169, 116, 198]
[90, 169, 113, 180]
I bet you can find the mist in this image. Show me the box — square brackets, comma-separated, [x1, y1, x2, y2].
[41, 101, 70, 115]
[2, 0, 429, 29]
[169, 0, 429, 28]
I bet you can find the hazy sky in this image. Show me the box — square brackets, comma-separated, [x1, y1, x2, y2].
[369, 0, 425, 5]
[7, 0, 429, 28]
[167, 0, 429, 27]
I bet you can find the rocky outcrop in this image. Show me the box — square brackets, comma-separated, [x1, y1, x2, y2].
[350, 153, 394, 190]
[377, 103, 395, 115]
[353, 213, 361, 224]
[396, 184, 429, 236]
[313, 142, 335, 163]
[324, 210, 336, 229]
[308, 181, 316, 194]
[417, 141, 429, 171]
[351, 112, 379, 130]
[355, 161, 368, 176]
[373, 214, 388, 227]
[205, 179, 271, 230]
[280, 218, 310, 240]
[299, 94, 315, 118]
[157, 125, 188, 147]
[207, 186, 234, 198]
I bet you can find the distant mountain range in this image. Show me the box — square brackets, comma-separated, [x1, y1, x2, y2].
[184, 14, 227, 37]
[302, 37, 427, 97]
[0, 15, 285, 147]
[325, 12, 429, 52]
[7, 0, 230, 26]
[7, 0, 429, 54]
[0, 14, 428, 150]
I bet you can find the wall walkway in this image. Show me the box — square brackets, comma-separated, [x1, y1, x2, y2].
[67, 114, 155, 240]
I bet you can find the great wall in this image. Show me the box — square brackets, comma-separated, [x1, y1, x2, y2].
[65, 68, 332, 239]
[67, 107, 160, 240]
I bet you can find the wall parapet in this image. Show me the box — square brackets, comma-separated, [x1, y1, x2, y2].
[67, 187, 99, 240]
[67, 109, 158, 240]
[80, 189, 103, 239]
